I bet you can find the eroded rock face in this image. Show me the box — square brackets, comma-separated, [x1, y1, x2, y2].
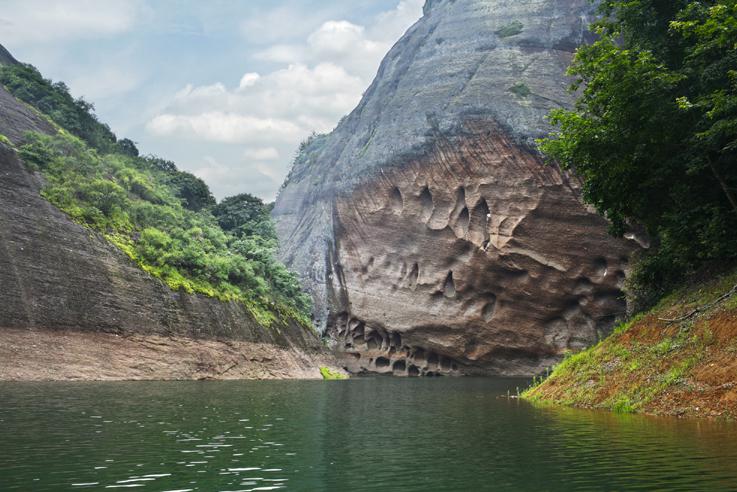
[274, 0, 637, 375]
[330, 122, 633, 375]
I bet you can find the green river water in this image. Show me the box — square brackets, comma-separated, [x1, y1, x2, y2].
[1, 378, 736, 491]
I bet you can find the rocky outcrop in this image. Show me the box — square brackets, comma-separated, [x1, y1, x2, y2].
[0, 43, 19, 66]
[0, 85, 56, 142]
[273, 0, 638, 375]
[0, 83, 322, 360]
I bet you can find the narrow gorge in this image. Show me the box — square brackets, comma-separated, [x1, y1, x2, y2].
[273, 0, 640, 375]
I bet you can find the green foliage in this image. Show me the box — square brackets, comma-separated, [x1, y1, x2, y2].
[2, 60, 312, 328]
[213, 193, 274, 237]
[523, 267, 737, 415]
[18, 131, 312, 325]
[538, 0, 737, 307]
[0, 63, 123, 153]
[611, 396, 636, 414]
[117, 138, 139, 157]
[167, 171, 216, 212]
[496, 20, 524, 38]
[508, 82, 531, 98]
[320, 367, 348, 380]
[0, 133, 12, 146]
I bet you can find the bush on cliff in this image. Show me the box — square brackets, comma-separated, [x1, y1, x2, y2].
[0, 63, 121, 153]
[2, 61, 312, 326]
[539, 0, 737, 307]
[17, 131, 311, 326]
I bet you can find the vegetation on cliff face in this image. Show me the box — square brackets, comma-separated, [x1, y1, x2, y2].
[530, 1, 737, 416]
[524, 268, 737, 419]
[0, 63, 123, 154]
[2, 62, 311, 327]
[539, 0, 737, 308]
[319, 366, 348, 380]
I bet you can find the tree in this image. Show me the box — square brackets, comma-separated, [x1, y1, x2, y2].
[212, 193, 275, 239]
[538, 0, 737, 305]
[117, 138, 139, 157]
[168, 171, 216, 211]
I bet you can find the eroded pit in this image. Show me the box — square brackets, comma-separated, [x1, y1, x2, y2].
[390, 186, 404, 214]
[443, 271, 456, 298]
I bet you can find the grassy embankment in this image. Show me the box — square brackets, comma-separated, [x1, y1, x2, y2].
[524, 269, 737, 419]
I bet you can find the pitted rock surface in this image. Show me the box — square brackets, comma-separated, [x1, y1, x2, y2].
[273, 0, 638, 375]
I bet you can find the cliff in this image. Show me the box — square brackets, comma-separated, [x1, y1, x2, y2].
[273, 0, 639, 375]
[0, 58, 331, 379]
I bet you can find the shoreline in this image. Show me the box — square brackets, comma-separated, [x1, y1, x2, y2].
[0, 327, 341, 381]
[523, 271, 737, 420]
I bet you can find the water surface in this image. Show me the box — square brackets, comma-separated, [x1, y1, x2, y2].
[1, 378, 736, 491]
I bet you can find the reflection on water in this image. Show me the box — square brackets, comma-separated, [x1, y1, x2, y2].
[0, 378, 736, 491]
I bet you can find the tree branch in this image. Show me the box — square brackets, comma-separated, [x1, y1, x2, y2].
[658, 283, 737, 323]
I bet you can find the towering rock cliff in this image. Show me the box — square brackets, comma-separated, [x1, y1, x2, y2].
[273, 0, 639, 375]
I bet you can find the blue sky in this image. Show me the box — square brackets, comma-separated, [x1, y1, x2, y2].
[1, 0, 424, 200]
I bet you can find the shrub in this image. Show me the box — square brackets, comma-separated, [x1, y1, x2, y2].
[496, 20, 524, 38]
[509, 82, 531, 98]
[18, 132, 312, 325]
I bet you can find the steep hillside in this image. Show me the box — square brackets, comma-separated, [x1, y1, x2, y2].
[524, 269, 737, 418]
[0, 48, 333, 380]
[273, 0, 640, 376]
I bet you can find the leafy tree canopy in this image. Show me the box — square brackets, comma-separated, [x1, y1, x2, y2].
[0, 63, 120, 153]
[538, 0, 737, 305]
[212, 193, 275, 240]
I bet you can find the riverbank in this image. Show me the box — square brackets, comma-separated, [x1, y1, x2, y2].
[0, 328, 343, 381]
[524, 269, 737, 419]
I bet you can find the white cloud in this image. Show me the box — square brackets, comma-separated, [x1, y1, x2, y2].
[243, 147, 280, 160]
[0, 0, 146, 45]
[254, 0, 424, 79]
[239, 72, 260, 88]
[370, 0, 426, 41]
[147, 112, 303, 144]
[147, 0, 424, 199]
[147, 62, 364, 144]
[193, 155, 281, 201]
[239, 3, 347, 45]
[67, 64, 145, 100]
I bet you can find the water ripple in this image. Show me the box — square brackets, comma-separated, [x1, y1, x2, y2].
[0, 379, 736, 491]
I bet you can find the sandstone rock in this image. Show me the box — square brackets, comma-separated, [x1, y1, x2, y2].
[0, 85, 56, 142]
[0, 84, 321, 355]
[0, 328, 339, 381]
[273, 0, 638, 375]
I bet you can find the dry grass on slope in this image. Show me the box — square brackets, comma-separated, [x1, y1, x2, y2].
[524, 270, 737, 419]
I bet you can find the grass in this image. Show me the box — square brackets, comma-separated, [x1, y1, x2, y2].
[509, 82, 531, 98]
[523, 268, 737, 418]
[320, 367, 348, 380]
[496, 20, 524, 38]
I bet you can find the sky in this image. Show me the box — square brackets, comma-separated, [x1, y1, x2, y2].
[0, 0, 424, 200]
